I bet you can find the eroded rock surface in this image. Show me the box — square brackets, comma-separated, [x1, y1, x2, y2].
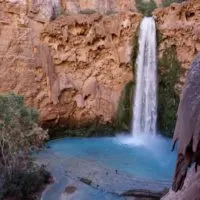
[154, 0, 200, 93]
[0, 0, 140, 126]
[161, 54, 200, 200]
[0, 0, 199, 127]
[162, 167, 200, 200]
[61, 0, 136, 14]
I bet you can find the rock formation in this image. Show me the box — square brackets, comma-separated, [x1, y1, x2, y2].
[172, 53, 200, 191]
[0, 0, 199, 127]
[61, 0, 136, 14]
[162, 53, 200, 200]
[153, 0, 200, 93]
[0, 0, 141, 126]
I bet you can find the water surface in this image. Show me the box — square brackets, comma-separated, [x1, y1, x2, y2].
[48, 134, 176, 181]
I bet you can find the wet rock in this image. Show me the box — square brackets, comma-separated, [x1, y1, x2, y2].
[64, 185, 77, 194]
[121, 189, 167, 199]
[79, 177, 92, 185]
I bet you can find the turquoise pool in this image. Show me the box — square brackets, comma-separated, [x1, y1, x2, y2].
[47, 134, 177, 181]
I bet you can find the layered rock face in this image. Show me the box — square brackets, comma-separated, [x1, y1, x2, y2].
[61, 0, 164, 13]
[61, 0, 136, 14]
[153, 0, 200, 93]
[0, 0, 199, 127]
[0, 0, 140, 126]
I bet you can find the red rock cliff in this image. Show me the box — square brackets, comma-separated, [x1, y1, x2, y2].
[0, 0, 199, 127]
[0, 0, 141, 126]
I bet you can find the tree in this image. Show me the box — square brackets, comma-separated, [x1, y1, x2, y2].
[0, 93, 48, 180]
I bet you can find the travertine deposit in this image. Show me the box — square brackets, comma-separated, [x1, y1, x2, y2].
[153, 0, 200, 93]
[0, 0, 141, 126]
[0, 0, 199, 126]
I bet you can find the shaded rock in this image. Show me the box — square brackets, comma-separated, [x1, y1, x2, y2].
[79, 177, 92, 185]
[121, 189, 168, 199]
[172, 53, 200, 192]
[162, 55, 200, 200]
[162, 167, 200, 200]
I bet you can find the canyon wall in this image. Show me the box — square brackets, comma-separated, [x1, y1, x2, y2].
[0, 0, 141, 126]
[154, 0, 200, 94]
[153, 0, 200, 134]
[60, 0, 136, 14]
[0, 0, 199, 127]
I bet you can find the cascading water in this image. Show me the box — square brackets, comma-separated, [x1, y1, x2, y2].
[132, 17, 157, 136]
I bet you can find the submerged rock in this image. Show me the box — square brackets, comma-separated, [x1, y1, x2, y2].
[80, 177, 92, 185]
[64, 185, 77, 194]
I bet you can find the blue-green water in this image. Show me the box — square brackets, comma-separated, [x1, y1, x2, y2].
[48, 134, 177, 182]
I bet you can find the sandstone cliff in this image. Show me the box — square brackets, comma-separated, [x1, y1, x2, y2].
[153, 0, 200, 93]
[0, 0, 141, 126]
[0, 0, 199, 128]
[60, 0, 136, 14]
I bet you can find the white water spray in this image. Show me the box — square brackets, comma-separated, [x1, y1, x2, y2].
[132, 17, 157, 136]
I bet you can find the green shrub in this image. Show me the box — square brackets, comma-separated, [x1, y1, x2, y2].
[79, 9, 96, 15]
[0, 93, 48, 179]
[115, 81, 134, 131]
[105, 10, 117, 16]
[135, 0, 157, 16]
[157, 46, 184, 136]
[161, 0, 186, 7]
[0, 166, 51, 200]
[131, 27, 140, 75]
[114, 22, 140, 132]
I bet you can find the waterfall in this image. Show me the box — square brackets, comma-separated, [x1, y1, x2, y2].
[132, 17, 157, 136]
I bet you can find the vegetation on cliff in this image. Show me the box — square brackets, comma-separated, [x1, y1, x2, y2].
[0, 93, 50, 200]
[157, 46, 183, 136]
[115, 30, 139, 132]
[135, 0, 157, 16]
[79, 9, 96, 15]
[161, 0, 186, 7]
[48, 123, 115, 139]
[131, 29, 139, 76]
[0, 166, 51, 200]
[115, 81, 134, 131]
[135, 0, 186, 16]
[115, 18, 184, 137]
